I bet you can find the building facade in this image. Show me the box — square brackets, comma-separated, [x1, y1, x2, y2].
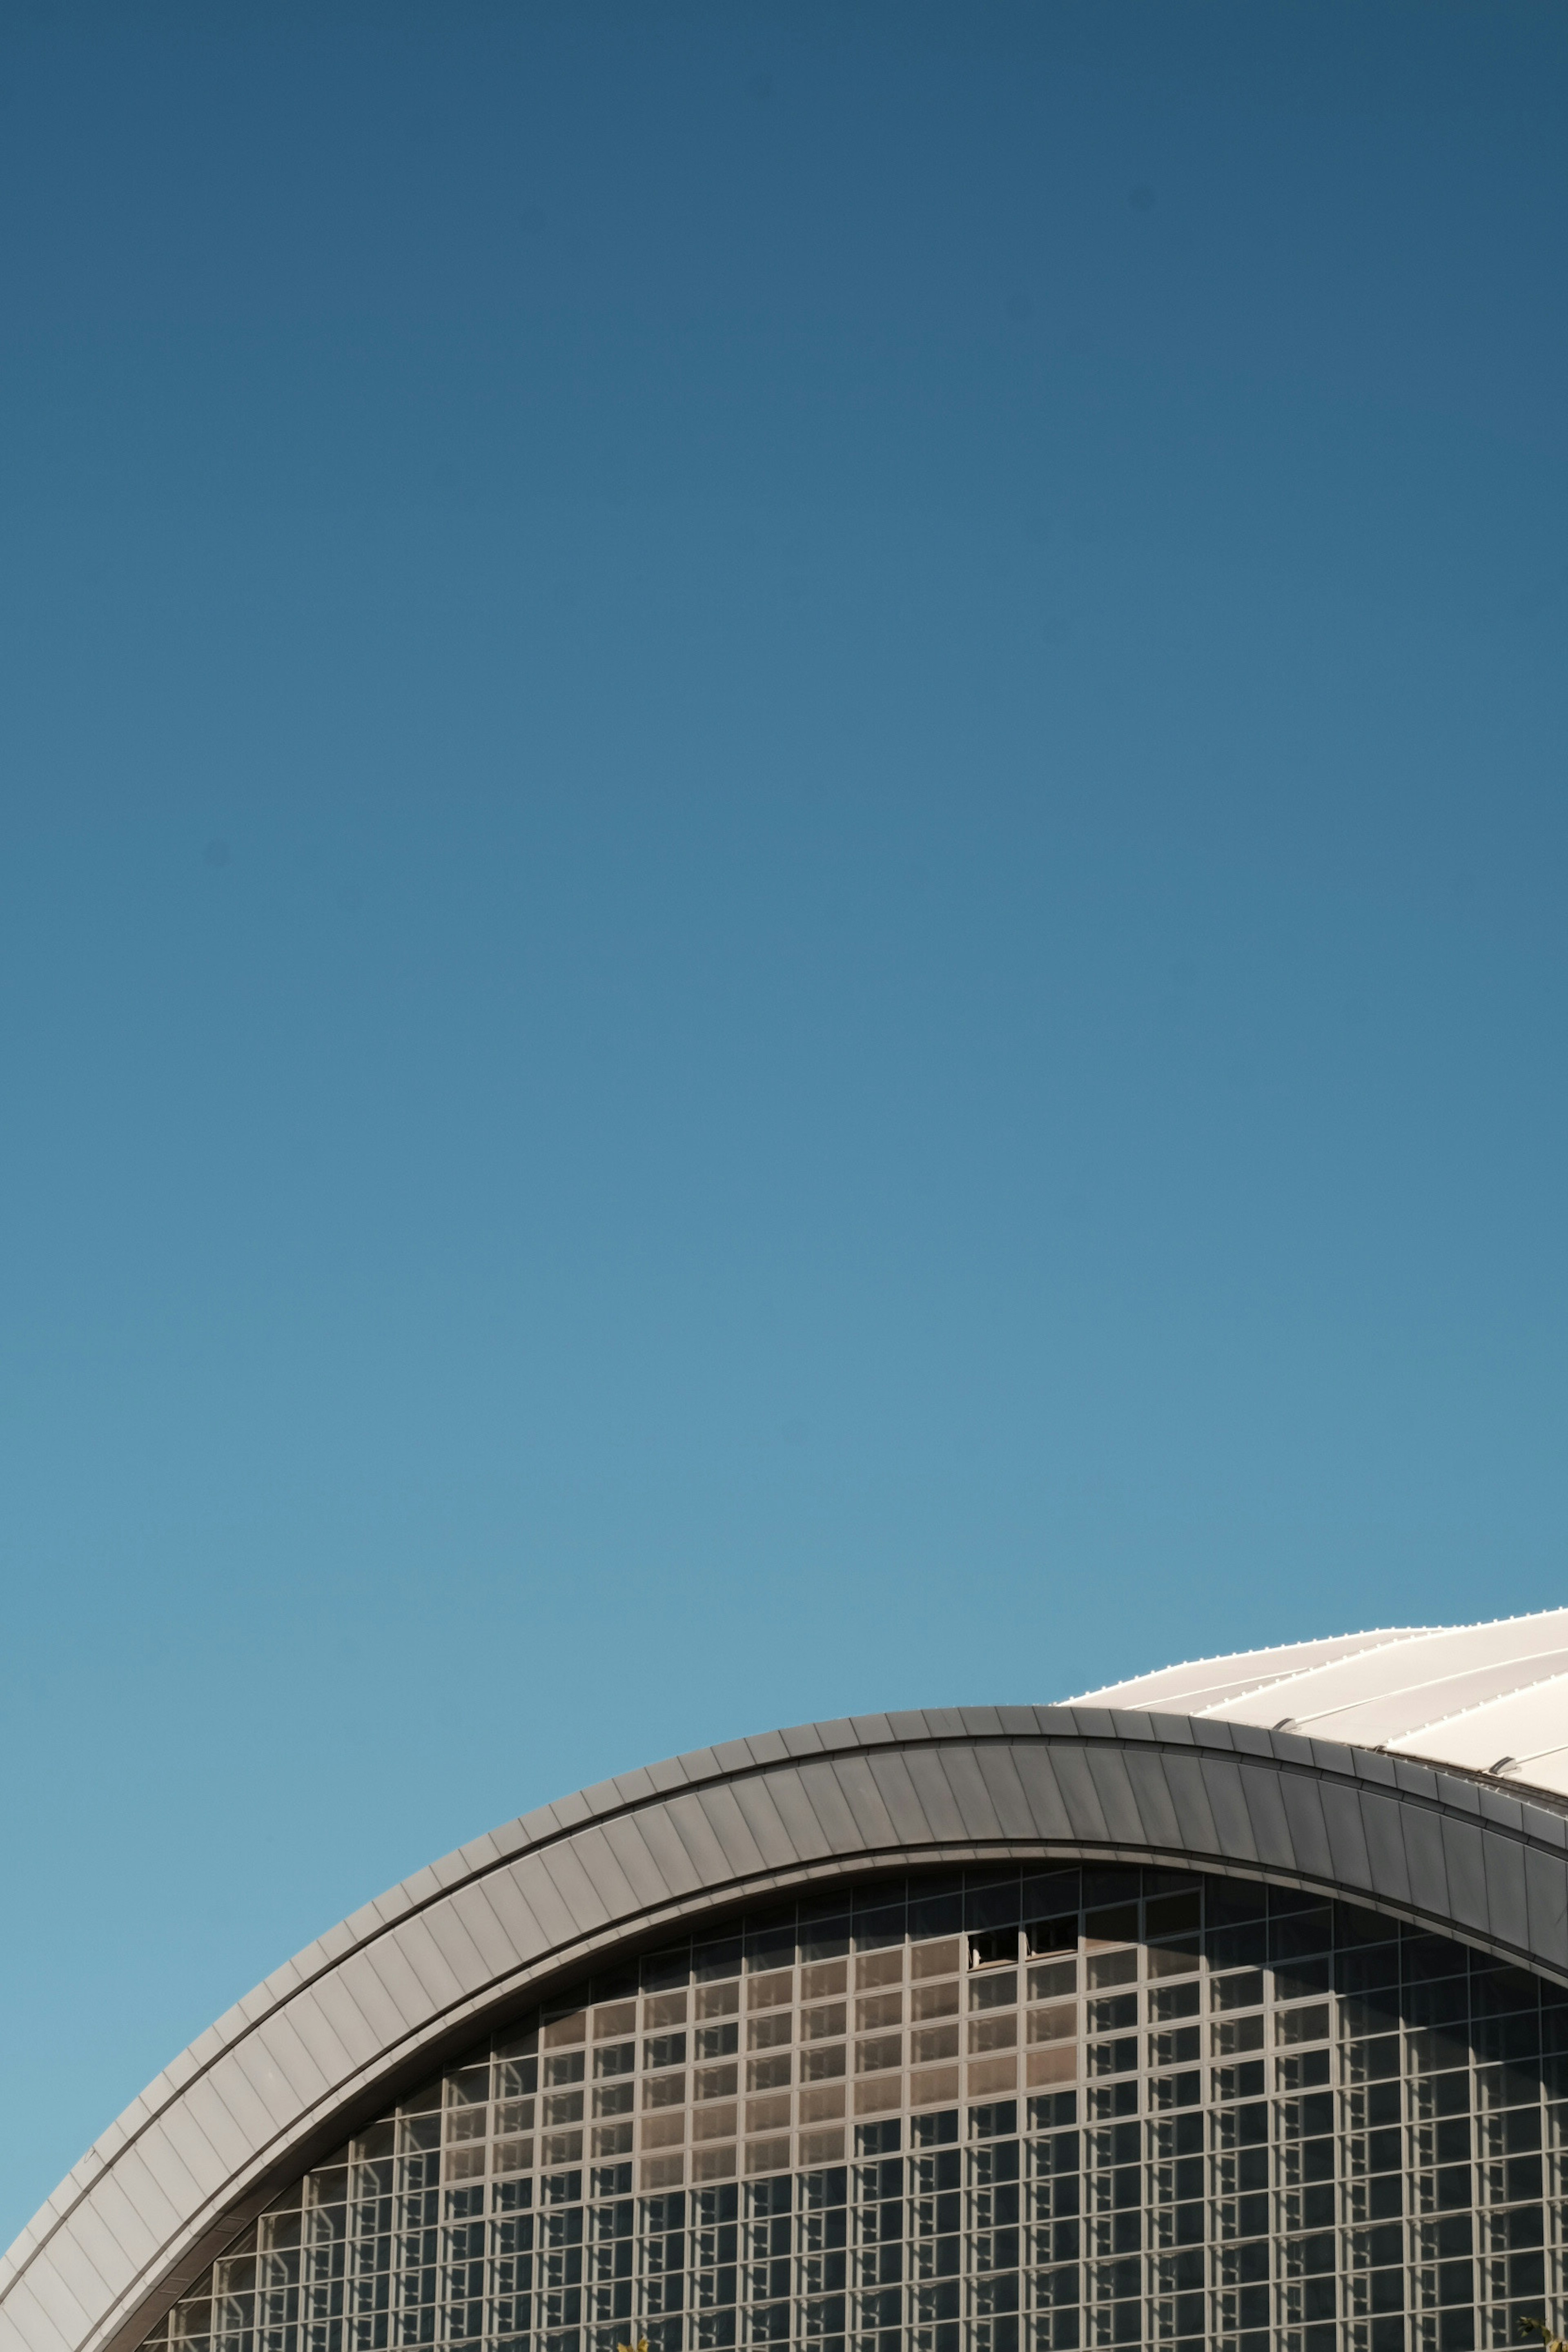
[7, 1614, 1568, 2352]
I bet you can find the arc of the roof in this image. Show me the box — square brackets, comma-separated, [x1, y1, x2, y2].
[13, 1696, 1568, 2352]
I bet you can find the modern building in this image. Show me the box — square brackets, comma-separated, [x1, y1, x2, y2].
[7, 1611, 1568, 2352]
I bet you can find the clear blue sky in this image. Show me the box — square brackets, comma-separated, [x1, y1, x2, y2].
[2, 0, 1565, 2252]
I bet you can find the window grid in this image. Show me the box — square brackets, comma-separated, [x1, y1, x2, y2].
[137, 1869, 1568, 2352]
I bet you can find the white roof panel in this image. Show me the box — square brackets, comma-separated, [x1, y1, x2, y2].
[1067, 1609, 1568, 1800]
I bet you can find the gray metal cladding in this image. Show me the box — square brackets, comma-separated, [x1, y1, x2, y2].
[9, 1707, 1568, 2352]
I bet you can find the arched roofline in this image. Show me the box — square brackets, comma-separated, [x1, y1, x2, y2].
[5, 1706, 1568, 2352]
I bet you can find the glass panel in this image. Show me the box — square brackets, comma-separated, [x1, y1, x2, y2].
[144, 1869, 1567, 2352]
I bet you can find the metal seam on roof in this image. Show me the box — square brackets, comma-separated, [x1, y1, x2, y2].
[1072, 1611, 1568, 1714]
[1070, 1616, 1568, 1787]
[1276, 1653, 1568, 1737]
[1349, 1638, 1568, 1705]
[1385, 1663, 1568, 1746]
[1058, 1626, 1419, 1704]
[1194, 1626, 1525, 1717]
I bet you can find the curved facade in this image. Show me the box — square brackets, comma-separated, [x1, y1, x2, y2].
[7, 1617, 1568, 2352]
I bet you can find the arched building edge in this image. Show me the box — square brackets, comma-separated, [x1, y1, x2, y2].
[7, 1711, 1568, 2352]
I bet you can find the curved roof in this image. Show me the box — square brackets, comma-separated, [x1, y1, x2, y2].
[8, 1701, 1568, 2352]
[1069, 1608, 1568, 1797]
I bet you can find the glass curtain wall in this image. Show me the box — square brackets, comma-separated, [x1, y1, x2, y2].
[136, 1867, 1568, 2352]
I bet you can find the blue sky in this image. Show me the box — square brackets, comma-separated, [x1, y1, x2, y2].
[2, 0, 1566, 2252]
